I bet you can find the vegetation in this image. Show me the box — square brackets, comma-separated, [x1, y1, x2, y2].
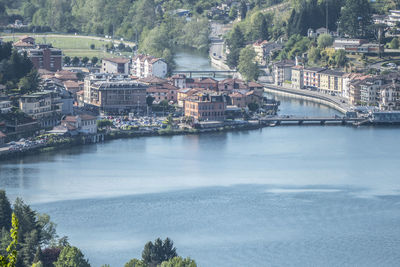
[0, 42, 38, 94]
[339, 0, 372, 38]
[238, 46, 259, 81]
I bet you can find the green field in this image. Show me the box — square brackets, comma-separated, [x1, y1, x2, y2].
[2, 34, 134, 59]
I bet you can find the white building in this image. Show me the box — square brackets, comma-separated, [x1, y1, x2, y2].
[132, 55, 168, 78]
[0, 100, 12, 114]
[388, 10, 400, 26]
[273, 60, 295, 86]
[102, 58, 130, 75]
[60, 114, 98, 134]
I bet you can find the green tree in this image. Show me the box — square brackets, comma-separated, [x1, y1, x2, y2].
[240, 1, 247, 20]
[317, 34, 333, 49]
[71, 57, 80, 66]
[249, 12, 269, 42]
[0, 213, 19, 267]
[333, 49, 347, 67]
[142, 238, 177, 267]
[229, 6, 237, 20]
[90, 44, 95, 50]
[248, 102, 259, 112]
[18, 70, 40, 94]
[54, 246, 90, 267]
[389, 37, 400, 49]
[226, 26, 245, 68]
[81, 57, 89, 65]
[160, 257, 196, 267]
[308, 46, 321, 64]
[0, 190, 12, 231]
[339, 0, 372, 37]
[64, 56, 71, 65]
[124, 258, 147, 267]
[238, 46, 259, 81]
[91, 57, 99, 65]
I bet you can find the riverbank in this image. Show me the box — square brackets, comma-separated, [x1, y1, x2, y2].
[0, 122, 263, 161]
[263, 84, 352, 114]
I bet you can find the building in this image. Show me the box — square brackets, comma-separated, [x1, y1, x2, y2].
[319, 70, 345, 94]
[187, 77, 219, 90]
[13, 36, 35, 50]
[388, 10, 400, 26]
[229, 91, 247, 108]
[84, 73, 148, 114]
[380, 82, 400, 110]
[171, 74, 187, 89]
[177, 88, 200, 107]
[0, 100, 12, 114]
[359, 78, 383, 106]
[132, 55, 168, 78]
[0, 131, 6, 146]
[19, 91, 63, 128]
[253, 40, 269, 65]
[27, 44, 63, 72]
[333, 38, 383, 54]
[60, 114, 98, 134]
[63, 80, 84, 95]
[303, 67, 326, 89]
[184, 93, 226, 121]
[146, 83, 179, 104]
[218, 78, 248, 91]
[273, 60, 295, 86]
[102, 58, 130, 75]
[291, 66, 304, 89]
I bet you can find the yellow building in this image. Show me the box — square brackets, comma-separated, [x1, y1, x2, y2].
[319, 70, 345, 94]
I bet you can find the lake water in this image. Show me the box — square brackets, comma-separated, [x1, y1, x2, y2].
[0, 51, 400, 267]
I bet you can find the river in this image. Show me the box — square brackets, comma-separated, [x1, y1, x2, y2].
[0, 50, 400, 267]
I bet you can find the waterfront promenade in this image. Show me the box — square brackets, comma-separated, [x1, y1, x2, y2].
[263, 84, 353, 114]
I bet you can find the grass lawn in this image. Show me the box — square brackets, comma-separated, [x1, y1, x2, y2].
[2, 33, 135, 59]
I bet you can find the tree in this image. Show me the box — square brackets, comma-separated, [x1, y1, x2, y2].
[125, 258, 146, 267]
[71, 57, 80, 66]
[389, 38, 400, 49]
[317, 34, 333, 49]
[238, 47, 259, 81]
[249, 12, 269, 42]
[91, 57, 98, 65]
[0, 190, 12, 231]
[146, 96, 155, 107]
[81, 57, 89, 65]
[339, 0, 372, 38]
[64, 56, 71, 65]
[308, 46, 321, 64]
[240, 1, 247, 20]
[0, 213, 19, 267]
[160, 257, 197, 267]
[248, 102, 259, 112]
[226, 26, 245, 68]
[97, 119, 113, 129]
[142, 238, 177, 267]
[229, 6, 237, 20]
[333, 49, 347, 67]
[90, 44, 95, 50]
[54, 246, 90, 267]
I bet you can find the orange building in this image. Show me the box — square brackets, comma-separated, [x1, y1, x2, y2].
[184, 94, 226, 121]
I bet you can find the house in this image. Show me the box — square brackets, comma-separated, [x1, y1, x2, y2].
[13, 36, 35, 50]
[177, 88, 201, 107]
[291, 66, 304, 89]
[102, 58, 130, 75]
[380, 82, 400, 110]
[187, 77, 219, 90]
[19, 91, 63, 128]
[54, 70, 79, 81]
[0, 100, 12, 114]
[273, 60, 296, 86]
[63, 80, 84, 95]
[319, 69, 345, 94]
[218, 78, 248, 91]
[253, 40, 269, 65]
[171, 74, 187, 89]
[303, 67, 326, 89]
[61, 114, 97, 134]
[132, 55, 168, 78]
[333, 38, 383, 54]
[184, 93, 226, 121]
[388, 10, 400, 26]
[84, 73, 148, 114]
[146, 83, 179, 104]
[229, 91, 247, 108]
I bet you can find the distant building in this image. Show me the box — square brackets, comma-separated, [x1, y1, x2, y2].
[61, 114, 98, 134]
[132, 55, 168, 78]
[273, 60, 295, 86]
[184, 93, 226, 121]
[19, 91, 63, 128]
[171, 74, 187, 89]
[388, 10, 400, 26]
[291, 66, 304, 89]
[319, 69, 345, 94]
[333, 38, 383, 54]
[303, 67, 326, 89]
[84, 73, 148, 114]
[27, 44, 63, 72]
[0, 100, 12, 114]
[13, 35, 35, 50]
[102, 58, 130, 75]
